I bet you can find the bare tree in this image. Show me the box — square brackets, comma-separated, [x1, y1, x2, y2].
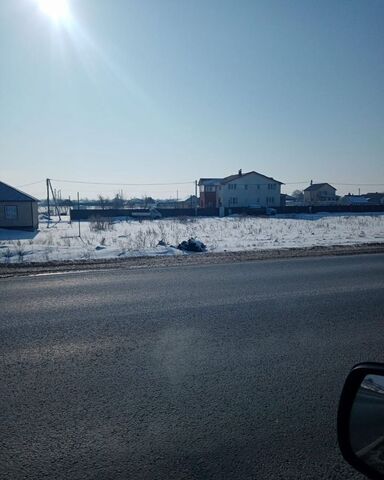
[112, 192, 125, 209]
[291, 189, 304, 201]
[98, 194, 107, 210]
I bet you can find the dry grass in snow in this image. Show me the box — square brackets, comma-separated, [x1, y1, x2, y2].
[0, 213, 383, 264]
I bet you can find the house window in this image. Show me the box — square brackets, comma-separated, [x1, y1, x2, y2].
[257, 185, 260, 190]
[232, 197, 238, 205]
[244, 184, 248, 190]
[4, 205, 18, 219]
[228, 184, 237, 190]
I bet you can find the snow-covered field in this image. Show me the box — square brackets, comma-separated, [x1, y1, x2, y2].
[0, 213, 384, 264]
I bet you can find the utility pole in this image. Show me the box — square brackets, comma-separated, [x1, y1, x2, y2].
[195, 180, 198, 217]
[77, 192, 81, 238]
[46, 178, 50, 224]
[48, 180, 61, 221]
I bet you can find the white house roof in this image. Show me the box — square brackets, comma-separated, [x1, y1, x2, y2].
[222, 171, 284, 185]
[199, 171, 284, 186]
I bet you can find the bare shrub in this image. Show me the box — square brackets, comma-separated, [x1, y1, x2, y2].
[45, 233, 54, 246]
[157, 222, 168, 244]
[89, 216, 114, 232]
[62, 237, 72, 247]
[82, 248, 93, 260]
[134, 229, 147, 249]
[2, 248, 13, 263]
[16, 241, 25, 262]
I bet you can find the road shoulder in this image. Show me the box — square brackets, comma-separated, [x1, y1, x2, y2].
[1, 243, 384, 278]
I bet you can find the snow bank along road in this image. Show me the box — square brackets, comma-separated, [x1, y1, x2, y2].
[2, 254, 384, 479]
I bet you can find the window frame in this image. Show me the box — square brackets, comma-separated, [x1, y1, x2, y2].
[4, 205, 18, 220]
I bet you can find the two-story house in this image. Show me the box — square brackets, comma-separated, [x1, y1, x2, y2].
[303, 182, 337, 204]
[199, 170, 284, 208]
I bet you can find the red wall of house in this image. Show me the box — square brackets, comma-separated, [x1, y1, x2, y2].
[200, 192, 217, 208]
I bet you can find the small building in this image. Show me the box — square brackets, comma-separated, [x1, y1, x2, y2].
[156, 195, 199, 209]
[340, 194, 370, 206]
[303, 182, 337, 205]
[0, 181, 39, 230]
[199, 170, 284, 208]
[280, 194, 297, 207]
[365, 192, 384, 205]
[178, 195, 199, 209]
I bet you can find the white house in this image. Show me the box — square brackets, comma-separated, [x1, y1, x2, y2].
[199, 170, 284, 208]
[303, 182, 337, 205]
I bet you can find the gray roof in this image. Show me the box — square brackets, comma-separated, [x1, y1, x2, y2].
[198, 178, 222, 186]
[199, 171, 284, 186]
[0, 181, 38, 202]
[304, 183, 336, 192]
[222, 171, 284, 185]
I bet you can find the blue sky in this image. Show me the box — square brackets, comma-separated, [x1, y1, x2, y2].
[1, 0, 383, 199]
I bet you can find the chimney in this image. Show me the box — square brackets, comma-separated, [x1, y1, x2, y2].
[310, 179, 313, 186]
[238, 169, 242, 176]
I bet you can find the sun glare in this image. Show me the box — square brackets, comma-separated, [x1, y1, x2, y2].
[37, 0, 70, 22]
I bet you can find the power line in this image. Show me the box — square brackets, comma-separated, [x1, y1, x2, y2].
[284, 181, 384, 186]
[16, 180, 45, 188]
[50, 178, 194, 186]
[329, 183, 384, 186]
[16, 178, 384, 189]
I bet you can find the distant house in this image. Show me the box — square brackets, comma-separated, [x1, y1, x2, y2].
[280, 194, 296, 207]
[156, 195, 199, 209]
[365, 192, 384, 205]
[303, 182, 337, 205]
[0, 181, 39, 230]
[178, 195, 199, 209]
[340, 194, 370, 206]
[199, 170, 284, 208]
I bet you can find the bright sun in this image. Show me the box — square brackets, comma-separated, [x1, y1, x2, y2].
[37, 0, 70, 22]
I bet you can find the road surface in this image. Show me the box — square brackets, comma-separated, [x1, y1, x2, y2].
[1, 254, 384, 479]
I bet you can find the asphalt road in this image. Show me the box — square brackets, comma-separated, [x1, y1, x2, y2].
[1, 254, 384, 480]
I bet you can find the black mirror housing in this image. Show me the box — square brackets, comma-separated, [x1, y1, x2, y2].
[338, 363, 384, 480]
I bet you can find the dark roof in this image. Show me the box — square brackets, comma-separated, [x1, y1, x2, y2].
[304, 183, 336, 192]
[198, 178, 222, 186]
[366, 192, 384, 198]
[0, 181, 38, 202]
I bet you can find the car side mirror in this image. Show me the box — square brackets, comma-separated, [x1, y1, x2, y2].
[338, 363, 384, 479]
